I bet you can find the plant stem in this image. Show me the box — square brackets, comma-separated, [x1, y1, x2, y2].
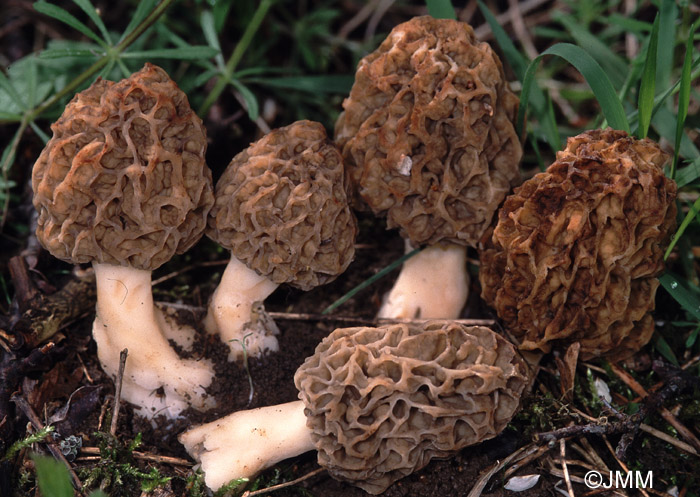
[198, 0, 274, 117]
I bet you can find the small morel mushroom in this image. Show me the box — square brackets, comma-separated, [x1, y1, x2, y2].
[335, 16, 522, 319]
[32, 63, 215, 418]
[479, 129, 677, 360]
[179, 320, 529, 493]
[206, 120, 357, 360]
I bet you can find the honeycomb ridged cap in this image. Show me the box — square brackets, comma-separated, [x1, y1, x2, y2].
[294, 320, 528, 494]
[207, 120, 357, 291]
[32, 63, 214, 271]
[479, 129, 677, 360]
[335, 16, 522, 246]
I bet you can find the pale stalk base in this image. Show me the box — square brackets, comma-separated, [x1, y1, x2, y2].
[378, 243, 469, 319]
[179, 400, 314, 491]
[204, 257, 280, 361]
[92, 263, 215, 419]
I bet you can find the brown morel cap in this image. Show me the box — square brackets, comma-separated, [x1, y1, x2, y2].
[32, 63, 214, 271]
[294, 320, 528, 494]
[335, 16, 522, 247]
[207, 120, 357, 291]
[479, 129, 677, 360]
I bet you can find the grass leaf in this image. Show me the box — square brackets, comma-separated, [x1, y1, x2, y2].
[322, 248, 421, 315]
[656, 0, 677, 92]
[123, 46, 220, 60]
[665, 196, 700, 260]
[119, 0, 158, 43]
[637, 14, 659, 139]
[555, 13, 627, 90]
[654, 333, 680, 366]
[675, 158, 700, 188]
[71, 0, 111, 44]
[518, 43, 630, 136]
[660, 272, 700, 321]
[33, 455, 74, 497]
[39, 47, 100, 59]
[33, 1, 106, 48]
[478, 1, 560, 150]
[0, 111, 22, 121]
[230, 79, 259, 121]
[0, 70, 27, 111]
[672, 18, 700, 179]
[477, 1, 528, 79]
[426, 0, 456, 20]
[201, 10, 224, 71]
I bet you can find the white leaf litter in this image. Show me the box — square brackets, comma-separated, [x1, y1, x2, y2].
[594, 377, 612, 403]
[504, 474, 540, 492]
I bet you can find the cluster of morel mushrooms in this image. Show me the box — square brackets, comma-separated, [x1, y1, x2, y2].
[31, 15, 677, 495]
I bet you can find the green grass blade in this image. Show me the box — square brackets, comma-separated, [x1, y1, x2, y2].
[478, 1, 559, 149]
[29, 121, 50, 144]
[518, 43, 630, 136]
[322, 248, 420, 315]
[555, 13, 627, 90]
[33, 1, 106, 48]
[0, 70, 27, 111]
[672, 18, 700, 179]
[426, 0, 456, 20]
[72, 0, 111, 44]
[201, 10, 225, 71]
[656, 0, 677, 92]
[229, 79, 259, 121]
[654, 333, 679, 366]
[664, 196, 700, 260]
[39, 47, 99, 58]
[477, 1, 528, 79]
[637, 15, 659, 139]
[675, 158, 700, 188]
[32, 455, 74, 497]
[119, 0, 158, 43]
[0, 112, 22, 121]
[660, 272, 700, 321]
[123, 46, 219, 60]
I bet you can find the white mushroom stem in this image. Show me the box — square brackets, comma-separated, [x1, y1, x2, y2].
[179, 400, 313, 491]
[204, 256, 280, 361]
[378, 242, 469, 319]
[92, 263, 215, 419]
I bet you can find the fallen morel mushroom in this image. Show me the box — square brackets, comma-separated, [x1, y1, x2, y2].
[335, 16, 522, 319]
[480, 129, 677, 360]
[32, 63, 216, 418]
[206, 120, 357, 360]
[179, 320, 528, 493]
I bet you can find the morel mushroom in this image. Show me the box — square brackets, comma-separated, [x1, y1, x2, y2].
[480, 129, 677, 360]
[179, 320, 528, 493]
[32, 63, 216, 418]
[206, 120, 357, 360]
[335, 16, 522, 319]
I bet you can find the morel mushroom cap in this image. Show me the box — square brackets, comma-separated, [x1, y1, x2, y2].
[479, 129, 677, 360]
[179, 320, 528, 493]
[31, 63, 216, 418]
[208, 120, 357, 290]
[32, 62, 213, 271]
[335, 16, 522, 247]
[204, 120, 357, 360]
[295, 320, 528, 494]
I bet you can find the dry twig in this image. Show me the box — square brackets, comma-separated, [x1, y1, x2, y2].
[11, 394, 83, 493]
[110, 349, 128, 437]
[241, 467, 325, 496]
